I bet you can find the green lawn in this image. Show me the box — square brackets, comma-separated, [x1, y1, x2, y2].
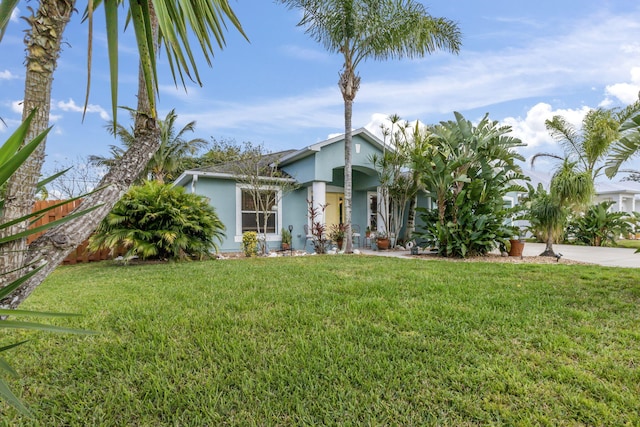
[616, 239, 640, 249]
[3, 256, 640, 426]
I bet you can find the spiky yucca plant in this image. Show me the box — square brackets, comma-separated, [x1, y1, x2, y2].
[90, 181, 225, 262]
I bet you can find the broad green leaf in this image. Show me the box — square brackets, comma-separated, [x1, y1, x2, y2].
[0, 309, 82, 318]
[0, 0, 19, 41]
[0, 127, 52, 185]
[0, 109, 36, 166]
[0, 321, 97, 335]
[0, 204, 103, 245]
[104, 0, 119, 123]
[0, 266, 43, 299]
[0, 378, 32, 417]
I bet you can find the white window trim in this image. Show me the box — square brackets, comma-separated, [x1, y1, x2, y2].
[367, 191, 378, 230]
[234, 184, 283, 243]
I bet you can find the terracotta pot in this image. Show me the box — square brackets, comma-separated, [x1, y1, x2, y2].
[282, 243, 290, 251]
[508, 239, 525, 257]
[377, 238, 390, 250]
[336, 239, 343, 250]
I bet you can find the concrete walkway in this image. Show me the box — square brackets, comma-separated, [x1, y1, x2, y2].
[360, 243, 639, 268]
[521, 242, 639, 268]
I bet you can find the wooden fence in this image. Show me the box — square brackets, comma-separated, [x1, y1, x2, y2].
[29, 200, 120, 265]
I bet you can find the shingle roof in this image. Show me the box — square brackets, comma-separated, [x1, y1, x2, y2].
[191, 149, 298, 176]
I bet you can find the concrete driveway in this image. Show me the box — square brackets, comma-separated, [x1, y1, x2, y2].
[361, 242, 640, 268]
[521, 242, 639, 268]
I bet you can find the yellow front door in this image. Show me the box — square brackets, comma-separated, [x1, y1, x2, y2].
[325, 193, 344, 229]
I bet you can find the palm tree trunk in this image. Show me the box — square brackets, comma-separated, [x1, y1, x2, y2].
[405, 194, 418, 241]
[0, 1, 76, 284]
[339, 65, 360, 254]
[1, 5, 161, 309]
[540, 230, 556, 257]
[343, 97, 353, 254]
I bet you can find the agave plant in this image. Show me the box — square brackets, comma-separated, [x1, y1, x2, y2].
[0, 111, 96, 415]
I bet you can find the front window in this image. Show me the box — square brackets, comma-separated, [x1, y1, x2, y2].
[241, 189, 277, 233]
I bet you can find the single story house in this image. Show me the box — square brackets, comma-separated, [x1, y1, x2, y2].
[174, 128, 421, 252]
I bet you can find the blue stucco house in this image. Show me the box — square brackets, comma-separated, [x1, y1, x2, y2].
[174, 128, 396, 252]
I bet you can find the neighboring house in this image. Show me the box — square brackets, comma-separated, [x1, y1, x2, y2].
[174, 128, 403, 252]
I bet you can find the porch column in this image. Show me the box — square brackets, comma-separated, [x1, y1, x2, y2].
[190, 174, 198, 194]
[312, 181, 327, 224]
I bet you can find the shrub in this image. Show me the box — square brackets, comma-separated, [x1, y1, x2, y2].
[242, 231, 258, 257]
[567, 201, 633, 246]
[90, 180, 225, 261]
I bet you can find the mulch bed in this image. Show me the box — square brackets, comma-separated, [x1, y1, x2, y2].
[411, 252, 592, 265]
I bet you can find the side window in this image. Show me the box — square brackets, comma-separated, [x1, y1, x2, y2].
[241, 189, 277, 233]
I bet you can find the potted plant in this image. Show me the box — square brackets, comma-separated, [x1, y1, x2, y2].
[365, 226, 371, 238]
[329, 223, 346, 250]
[281, 227, 292, 251]
[376, 231, 390, 250]
[508, 230, 525, 257]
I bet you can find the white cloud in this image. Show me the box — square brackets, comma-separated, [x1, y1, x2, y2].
[10, 100, 22, 114]
[281, 45, 331, 62]
[502, 102, 590, 150]
[0, 70, 18, 80]
[10, 7, 19, 22]
[601, 67, 640, 106]
[56, 99, 110, 121]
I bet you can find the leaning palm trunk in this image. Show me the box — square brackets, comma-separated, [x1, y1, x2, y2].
[0, 0, 76, 285]
[0, 8, 161, 309]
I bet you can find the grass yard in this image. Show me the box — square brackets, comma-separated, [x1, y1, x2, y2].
[616, 239, 640, 250]
[2, 256, 639, 426]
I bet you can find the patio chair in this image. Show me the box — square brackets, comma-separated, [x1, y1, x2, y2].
[351, 224, 361, 248]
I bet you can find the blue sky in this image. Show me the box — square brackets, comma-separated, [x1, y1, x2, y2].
[2, 1, 640, 176]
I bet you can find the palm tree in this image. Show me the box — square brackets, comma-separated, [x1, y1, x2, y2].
[90, 109, 208, 184]
[526, 160, 593, 256]
[0, 1, 245, 309]
[605, 105, 640, 178]
[528, 103, 640, 257]
[534, 100, 640, 180]
[279, 0, 461, 253]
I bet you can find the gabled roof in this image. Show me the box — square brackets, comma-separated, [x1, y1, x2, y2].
[189, 149, 297, 175]
[173, 149, 297, 187]
[173, 128, 387, 187]
[277, 127, 387, 166]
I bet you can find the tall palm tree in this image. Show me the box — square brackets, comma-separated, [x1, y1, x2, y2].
[279, 0, 461, 253]
[0, 1, 245, 309]
[90, 109, 208, 184]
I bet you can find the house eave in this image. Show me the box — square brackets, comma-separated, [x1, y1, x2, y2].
[173, 170, 297, 187]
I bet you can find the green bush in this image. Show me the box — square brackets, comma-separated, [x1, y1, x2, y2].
[90, 180, 225, 261]
[417, 177, 517, 257]
[567, 201, 633, 246]
[242, 231, 259, 257]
